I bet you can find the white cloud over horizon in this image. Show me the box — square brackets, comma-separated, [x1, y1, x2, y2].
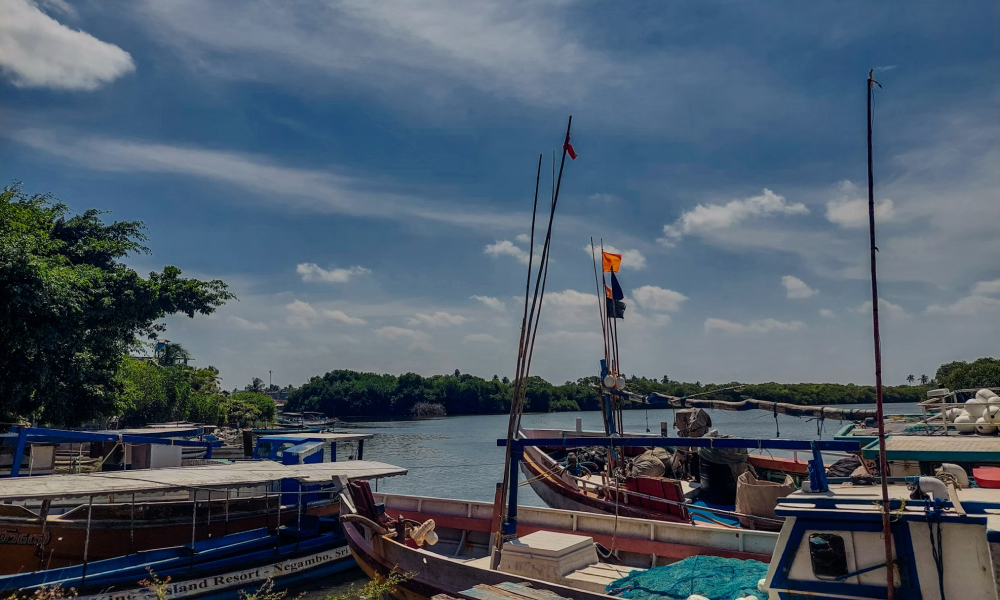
[631, 286, 687, 312]
[582, 244, 646, 270]
[297, 263, 371, 283]
[926, 278, 1000, 316]
[704, 317, 805, 334]
[825, 181, 894, 228]
[0, 0, 134, 90]
[781, 275, 818, 299]
[471, 295, 505, 311]
[858, 298, 910, 320]
[659, 189, 808, 247]
[407, 312, 469, 327]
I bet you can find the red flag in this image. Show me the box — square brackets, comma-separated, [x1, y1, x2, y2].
[563, 132, 578, 160]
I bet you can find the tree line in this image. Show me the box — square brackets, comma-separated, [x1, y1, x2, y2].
[284, 359, 1000, 418]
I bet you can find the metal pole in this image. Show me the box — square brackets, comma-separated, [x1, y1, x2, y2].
[296, 481, 302, 551]
[502, 443, 522, 537]
[190, 489, 197, 567]
[81, 496, 93, 584]
[129, 493, 135, 554]
[867, 68, 894, 600]
[206, 490, 212, 539]
[225, 490, 230, 535]
[9, 427, 27, 477]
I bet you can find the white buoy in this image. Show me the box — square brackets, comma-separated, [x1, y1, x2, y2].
[987, 405, 1000, 426]
[965, 397, 987, 419]
[603, 375, 616, 388]
[976, 389, 1000, 402]
[615, 376, 626, 390]
[976, 417, 998, 435]
[954, 412, 976, 433]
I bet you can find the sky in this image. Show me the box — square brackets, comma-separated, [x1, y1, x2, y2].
[1, 0, 997, 391]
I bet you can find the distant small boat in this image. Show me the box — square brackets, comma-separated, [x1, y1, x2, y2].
[276, 412, 338, 429]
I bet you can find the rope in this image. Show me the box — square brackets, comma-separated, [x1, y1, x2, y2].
[925, 502, 946, 600]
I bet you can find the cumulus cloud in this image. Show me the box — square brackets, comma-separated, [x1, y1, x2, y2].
[536, 330, 604, 346]
[407, 312, 468, 327]
[858, 298, 910, 320]
[374, 326, 431, 350]
[463, 333, 502, 343]
[322, 310, 367, 325]
[471, 295, 505, 311]
[704, 317, 805, 334]
[819, 308, 836, 318]
[285, 299, 318, 327]
[296, 263, 370, 283]
[0, 0, 135, 90]
[581, 244, 646, 270]
[659, 189, 808, 246]
[971, 279, 1000, 297]
[485, 240, 530, 264]
[631, 286, 687, 312]
[515, 233, 530, 244]
[781, 276, 818, 299]
[926, 278, 1000, 315]
[230, 316, 268, 330]
[825, 180, 894, 228]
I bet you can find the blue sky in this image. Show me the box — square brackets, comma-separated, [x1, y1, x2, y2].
[1, 0, 997, 390]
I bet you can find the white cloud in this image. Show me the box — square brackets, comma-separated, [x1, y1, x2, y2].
[229, 316, 268, 330]
[704, 317, 805, 334]
[781, 276, 818, 299]
[926, 295, 1000, 316]
[631, 286, 687, 312]
[14, 130, 526, 230]
[926, 279, 1000, 316]
[297, 263, 370, 283]
[825, 180, 894, 228]
[858, 298, 910, 320]
[819, 308, 836, 318]
[285, 300, 318, 327]
[471, 295, 505, 311]
[588, 193, 620, 202]
[407, 312, 468, 327]
[971, 279, 1000, 297]
[515, 234, 530, 244]
[485, 240, 530, 264]
[463, 333, 501, 344]
[536, 330, 604, 346]
[582, 244, 646, 270]
[0, 0, 134, 90]
[322, 310, 367, 325]
[659, 189, 808, 246]
[373, 326, 431, 350]
[543, 289, 600, 328]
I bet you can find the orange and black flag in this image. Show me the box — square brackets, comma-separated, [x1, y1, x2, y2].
[605, 275, 626, 319]
[602, 251, 622, 273]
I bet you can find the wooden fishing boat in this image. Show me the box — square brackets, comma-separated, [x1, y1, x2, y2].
[0, 459, 406, 600]
[343, 443, 1000, 600]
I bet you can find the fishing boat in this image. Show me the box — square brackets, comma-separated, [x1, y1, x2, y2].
[0, 458, 406, 599]
[342, 434, 1000, 600]
[0, 433, 380, 574]
[276, 412, 339, 429]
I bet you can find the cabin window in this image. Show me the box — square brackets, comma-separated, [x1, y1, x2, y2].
[275, 443, 295, 457]
[255, 441, 274, 459]
[808, 533, 848, 578]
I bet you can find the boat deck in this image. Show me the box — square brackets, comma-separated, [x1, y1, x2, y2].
[861, 435, 1000, 462]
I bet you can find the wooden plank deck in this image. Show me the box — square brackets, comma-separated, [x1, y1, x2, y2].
[434, 582, 573, 600]
[862, 435, 1000, 462]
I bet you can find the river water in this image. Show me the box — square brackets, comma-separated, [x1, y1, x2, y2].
[298, 403, 920, 598]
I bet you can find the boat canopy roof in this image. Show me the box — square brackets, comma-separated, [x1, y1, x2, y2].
[258, 432, 372, 442]
[0, 460, 406, 501]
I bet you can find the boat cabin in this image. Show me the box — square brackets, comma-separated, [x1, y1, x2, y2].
[252, 432, 373, 463]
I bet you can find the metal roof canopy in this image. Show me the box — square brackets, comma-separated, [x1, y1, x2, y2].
[257, 432, 373, 442]
[0, 460, 406, 501]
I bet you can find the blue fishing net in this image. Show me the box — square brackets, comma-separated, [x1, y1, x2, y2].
[606, 555, 769, 600]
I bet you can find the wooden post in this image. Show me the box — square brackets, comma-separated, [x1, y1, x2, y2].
[81, 496, 93, 584]
[867, 68, 894, 600]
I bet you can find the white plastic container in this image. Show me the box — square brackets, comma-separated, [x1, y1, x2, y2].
[977, 388, 1000, 403]
[975, 417, 998, 435]
[988, 405, 1000, 426]
[954, 412, 976, 433]
[965, 397, 988, 419]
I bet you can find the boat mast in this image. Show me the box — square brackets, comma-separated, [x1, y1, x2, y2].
[866, 68, 893, 599]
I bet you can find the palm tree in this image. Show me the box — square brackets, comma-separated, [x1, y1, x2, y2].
[156, 342, 191, 367]
[920, 374, 930, 385]
[907, 374, 915, 386]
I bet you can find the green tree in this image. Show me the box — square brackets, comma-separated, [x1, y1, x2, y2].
[245, 377, 266, 393]
[920, 374, 930, 385]
[907, 374, 915, 386]
[935, 358, 1000, 390]
[156, 342, 192, 367]
[0, 185, 234, 425]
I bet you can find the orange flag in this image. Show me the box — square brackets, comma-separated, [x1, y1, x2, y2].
[605, 285, 614, 299]
[602, 251, 622, 273]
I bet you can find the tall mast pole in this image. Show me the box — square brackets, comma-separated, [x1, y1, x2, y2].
[867, 68, 893, 599]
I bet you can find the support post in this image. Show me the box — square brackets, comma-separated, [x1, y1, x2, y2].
[190, 489, 198, 567]
[501, 442, 522, 538]
[296, 481, 303, 551]
[807, 442, 828, 493]
[357, 440, 364, 460]
[81, 496, 93, 584]
[8, 427, 28, 477]
[129, 493, 135, 554]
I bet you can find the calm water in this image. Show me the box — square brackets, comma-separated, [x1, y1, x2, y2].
[296, 403, 919, 598]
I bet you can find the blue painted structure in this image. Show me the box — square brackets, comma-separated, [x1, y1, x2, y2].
[1, 427, 220, 477]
